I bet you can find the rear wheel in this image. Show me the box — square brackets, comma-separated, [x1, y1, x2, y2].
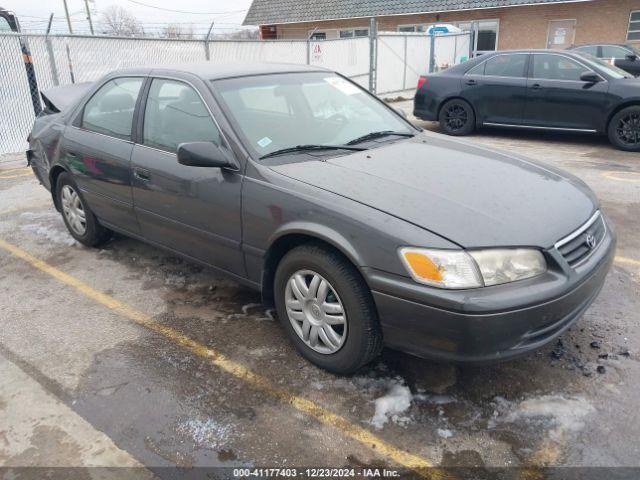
[274, 244, 383, 374]
[608, 106, 640, 152]
[56, 172, 111, 247]
[439, 99, 475, 136]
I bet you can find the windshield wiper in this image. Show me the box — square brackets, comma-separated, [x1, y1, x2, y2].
[346, 130, 415, 145]
[259, 144, 366, 160]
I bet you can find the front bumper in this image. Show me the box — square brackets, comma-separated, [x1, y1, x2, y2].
[367, 226, 616, 363]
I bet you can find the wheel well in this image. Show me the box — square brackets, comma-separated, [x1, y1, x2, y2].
[260, 233, 356, 306]
[606, 102, 640, 131]
[49, 166, 67, 210]
[437, 96, 476, 121]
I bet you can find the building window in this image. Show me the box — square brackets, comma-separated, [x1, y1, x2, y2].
[397, 24, 427, 33]
[339, 28, 369, 38]
[628, 11, 640, 41]
[310, 32, 327, 40]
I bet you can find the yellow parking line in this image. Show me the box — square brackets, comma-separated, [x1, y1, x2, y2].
[615, 255, 640, 267]
[601, 171, 640, 184]
[0, 167, 30, 173]
[0, 238, 444, 479]
[0, 172, 32, 180]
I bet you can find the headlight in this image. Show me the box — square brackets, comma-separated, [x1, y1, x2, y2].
[399, 247, 546, 289]
[398, 247, 483, 289]
[469, 248, 546, 286]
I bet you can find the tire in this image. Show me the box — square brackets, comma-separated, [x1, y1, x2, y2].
[608, 106, 640, 152]
[439, 98, 476, 136]
[274, 244, 383, 374]
[55, 172, 112, 247]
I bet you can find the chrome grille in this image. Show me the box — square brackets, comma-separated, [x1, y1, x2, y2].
[555, 211, 606, 268]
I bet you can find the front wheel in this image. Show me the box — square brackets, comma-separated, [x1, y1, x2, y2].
[274, 244, 383, 374]
[439, 99, 476, 136]
[608, 106, 640, 152]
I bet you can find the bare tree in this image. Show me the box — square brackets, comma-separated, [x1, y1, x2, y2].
[160, 23, 195, 39]
[100, 5, 143, 37]
[217, 28, 260, 40]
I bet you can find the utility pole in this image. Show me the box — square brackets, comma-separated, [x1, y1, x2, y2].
[84, 0, 94, 35]
[62, 0, 73, 34]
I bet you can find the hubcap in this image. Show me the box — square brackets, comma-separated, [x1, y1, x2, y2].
[285, 270, 347, 355]
[61, 185, 87, 236]
[617, 112, 640, 146]
[444, 104, 468, 131]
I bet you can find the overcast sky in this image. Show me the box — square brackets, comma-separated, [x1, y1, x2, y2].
[2, 0, 254, 35]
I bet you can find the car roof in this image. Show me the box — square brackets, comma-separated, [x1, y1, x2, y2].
[110, 62, 329, 80]
[569, 43, 633, 48]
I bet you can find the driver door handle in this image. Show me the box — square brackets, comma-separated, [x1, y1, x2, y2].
[133, 167, 150, 181]
[465, 79, 477, 86]
[530, 83, 542, 90]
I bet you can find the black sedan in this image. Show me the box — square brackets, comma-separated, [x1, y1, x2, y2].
[414, 49, 640, 151]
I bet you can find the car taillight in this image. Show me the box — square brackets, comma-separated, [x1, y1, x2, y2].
[417, 76, 427, 90]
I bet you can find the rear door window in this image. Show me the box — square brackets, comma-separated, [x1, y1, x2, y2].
[483, 54, 527, 77]
[142, 78, 221, 153]
[574, 45, 599, 57]
[82, 77, 143, 140]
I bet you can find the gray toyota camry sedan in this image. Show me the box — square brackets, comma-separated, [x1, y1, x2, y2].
[28, 63, 615, 374]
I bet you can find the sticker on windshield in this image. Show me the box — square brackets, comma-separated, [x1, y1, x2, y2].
[324, 76, 361, 96]
[257, 137, 272, 148]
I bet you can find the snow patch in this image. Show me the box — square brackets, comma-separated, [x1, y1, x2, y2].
[370, 381, 413, 430]
[492, 394, 594, 441]
[20, 223, 76, 246]
[505, 395, 594, 435]
[437, 428, 453, 439]
[176, 418, 232, 450]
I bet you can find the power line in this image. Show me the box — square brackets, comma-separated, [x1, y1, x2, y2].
[125, 0, 247, 16]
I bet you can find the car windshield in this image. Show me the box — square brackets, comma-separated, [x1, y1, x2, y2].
[212, 72, 413, 158]
[574, 52, 631, 79]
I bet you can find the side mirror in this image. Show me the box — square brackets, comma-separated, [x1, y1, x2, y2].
[395, 107, 407, 119]
[580, 71, 602, 83]
[177, 142, 238, 170]
[626, 53, 638, 61]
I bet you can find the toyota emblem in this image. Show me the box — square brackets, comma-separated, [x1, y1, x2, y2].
[585, 234, 597, 249]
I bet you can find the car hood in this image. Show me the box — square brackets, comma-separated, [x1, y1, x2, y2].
[268, 134, 597, 249]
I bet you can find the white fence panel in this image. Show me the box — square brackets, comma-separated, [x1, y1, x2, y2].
[207, 40, 307, 64]
[433, 33, 471, 72]
[404, 35, 431, 91]
[376, 33, 431, 95]
[309, 37, 370, 89]
[0, 36, 37, 154]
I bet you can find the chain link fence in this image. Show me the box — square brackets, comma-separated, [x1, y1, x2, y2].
[0, 31, 471, 155]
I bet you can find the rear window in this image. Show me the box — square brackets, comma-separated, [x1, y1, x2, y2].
[0, 17, 12, 32]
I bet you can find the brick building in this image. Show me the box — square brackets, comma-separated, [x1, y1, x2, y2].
[243, 0, 640, 53]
